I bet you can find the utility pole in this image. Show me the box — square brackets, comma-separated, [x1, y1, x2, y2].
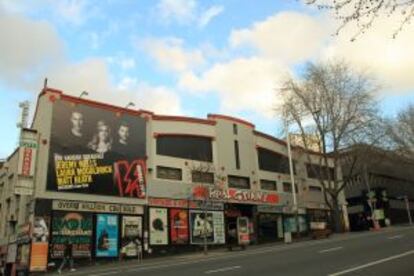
[285, 118, 300, 238]
[403, 195, 412, 226]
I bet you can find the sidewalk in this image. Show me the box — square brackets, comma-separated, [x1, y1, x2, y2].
[46, 226, 407, 275]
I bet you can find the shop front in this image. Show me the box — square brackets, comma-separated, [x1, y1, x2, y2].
[205, 187, 280, 245]
[32, 199, 144, 268]
[256, 205, 284, 243]
[147, 197, 225, 255]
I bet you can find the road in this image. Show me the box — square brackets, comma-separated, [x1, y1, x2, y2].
[57, 226, 414, 276]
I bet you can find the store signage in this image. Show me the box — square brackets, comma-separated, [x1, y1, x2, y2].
[197, 187, 279, 204]
[148, 198, 188, 208]
[52, 200, 143, 215]
[30, 217, 49, 272]
[188, 200, 224, 210]
[18, 133, 38, 177]
[257, 205, 284, 214]
[15, 178, 34, 196]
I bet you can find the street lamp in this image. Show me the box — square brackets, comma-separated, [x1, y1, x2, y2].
[79, 91, 88, 98]
[284, 117, 300, 238]
[397, 195, 412, 226]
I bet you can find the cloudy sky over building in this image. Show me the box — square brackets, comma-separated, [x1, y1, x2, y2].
[1, 0, 414, 157]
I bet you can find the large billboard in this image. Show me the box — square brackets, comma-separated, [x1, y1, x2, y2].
[47, 99, 147, 198]
[96, 214, 119, 257]
[149, 208, 168, 245]
[51, 212, 93, 258]
[189, 210, 225, 245]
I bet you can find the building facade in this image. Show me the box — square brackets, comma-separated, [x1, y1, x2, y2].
[0, 88, 348, 273]
[343, 147, 414, 231]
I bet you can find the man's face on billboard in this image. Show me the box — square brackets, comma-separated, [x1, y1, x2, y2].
[71, 112, 83, 133]
[118, 125, 129, 143]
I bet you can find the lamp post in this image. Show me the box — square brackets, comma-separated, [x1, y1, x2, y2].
[398, 195, 412, 226]
[284, 118, 300, 238]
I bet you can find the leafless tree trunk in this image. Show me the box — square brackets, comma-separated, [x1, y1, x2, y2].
[278, 61, 382, 232]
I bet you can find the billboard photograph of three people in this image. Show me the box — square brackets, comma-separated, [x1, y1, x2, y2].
[47, 99, 147, 198]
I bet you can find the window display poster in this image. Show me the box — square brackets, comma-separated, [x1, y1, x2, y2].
[149, 208, 168, 245]
[96, 214, 119, 257]
[121, 216, 142, 257]
[170, 209, 189, 244]
[51, 212, 92, 258]
[190, 210, 225, 245]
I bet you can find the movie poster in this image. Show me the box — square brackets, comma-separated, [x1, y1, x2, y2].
[170, 209, 189, 244]
[30, 217, 49, 272]
[51, 212, 93, 258]
[96, 214, 119, 257]
[121, 216, 142, 257]
[149, 208, 168, 245]
[47, 99, 147, 198]
[190, 210, 225, 245]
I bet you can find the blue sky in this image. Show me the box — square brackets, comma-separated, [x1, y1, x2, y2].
[1, 0, 414, 158]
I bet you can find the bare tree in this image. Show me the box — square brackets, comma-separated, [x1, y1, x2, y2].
[305, 0, 414, 40]
[387, 104, 414, 159]
[279, 61, 382, 232]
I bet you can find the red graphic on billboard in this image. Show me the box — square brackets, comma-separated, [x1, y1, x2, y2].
[114, 159, 146, 198]
[170, 209, 189, 244]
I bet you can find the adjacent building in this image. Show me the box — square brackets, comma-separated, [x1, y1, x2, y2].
[0, 87, 348, 273]
[342, 146, 414, 231]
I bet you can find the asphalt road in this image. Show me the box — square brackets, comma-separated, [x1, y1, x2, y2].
[57, 226, 414, 276]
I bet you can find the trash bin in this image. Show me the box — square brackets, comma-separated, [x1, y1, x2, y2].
[284, 232, 292, 244]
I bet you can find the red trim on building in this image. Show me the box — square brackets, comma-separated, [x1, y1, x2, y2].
[153, 133, 215, 140]
[152, 115, 216, 126]
[207, 114, 255, 128]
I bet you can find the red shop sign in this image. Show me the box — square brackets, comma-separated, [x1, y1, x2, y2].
[148, 198, 189, 208]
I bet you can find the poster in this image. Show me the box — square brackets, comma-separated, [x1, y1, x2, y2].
[121, 216, 142, 257]
[51, 212, 93, 258]
[149, 208, 168, 245]
[47, 99, 147, 198]
[96, 214, 119, 257]
[30, 217, 49, 272]
[170, 209, 189, 244]
[190, 210, 225, 245]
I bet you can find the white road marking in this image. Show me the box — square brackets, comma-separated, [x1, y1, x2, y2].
[319, 246, 343, 253]
[328, 249, 414, 276]
[388, 234, 404, 240]
[205, 266, 242, 274]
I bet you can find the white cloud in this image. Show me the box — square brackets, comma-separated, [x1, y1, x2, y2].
[322, 14, 414, 92]
[179, 57, 287, 117]
[47, 59, 183, 115]
[0, 13, 65, 90]
[198, 5, 224, 28]
[156, 0, 196, 25]
[229, 11, 329, 64]
[0, 10, 183, 116]
[155, 0, 223, 27]
[142, 38, 205, 73]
